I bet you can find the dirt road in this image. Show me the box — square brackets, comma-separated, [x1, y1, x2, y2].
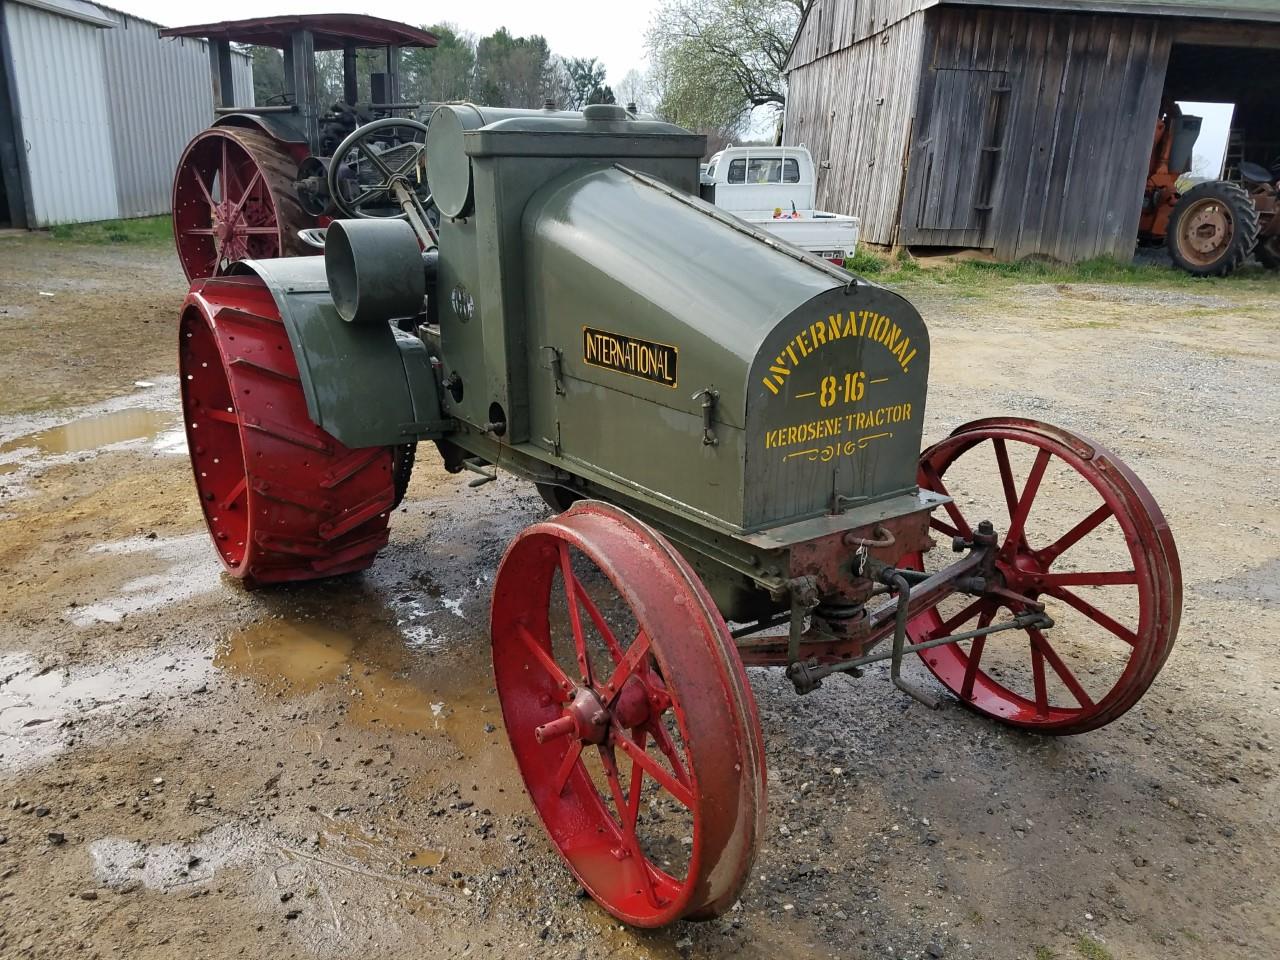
[1, 234, 1277, 960]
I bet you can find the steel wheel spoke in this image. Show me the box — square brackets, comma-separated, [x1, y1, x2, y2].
[570, 577, 625, 663]
[960, 607, 995, 700]
[363, 144, 396, 179]
[228, 168, 262, 223]
[598, 745, 662, 908]
[1030, 640, 1049, 714]
[623, 729, 648, 832]
[551, 740, 583, 796]
[602, 629, 652, 700]
[930, 517, 961, 540]
[1029, 628, 1095, 709]
[558, 544, 592, 684]
[921, 461, 972, 539]
[1044, 585, 1138, 646]
[514, 623, 574, 695]
[1006, 447, 1051, 549]
[644, 718, 691, 788]
[239, 226, 280, 236]
[194, 170, 216, 208]
[219, 475, 248, 511]
[185, 228, 217, 236]
[924, 597, 985, 643]
[992, 438, 1019, 522]
[1039, 502, 1113, 564]
[1040, 570, 1138, 587]
[613, 726, 693, 808]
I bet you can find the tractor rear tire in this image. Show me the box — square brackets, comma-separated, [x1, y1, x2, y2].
[1255, 235, 1280, 270]
[180, 274, 397, 586]
[1167, 180, 1261, 277]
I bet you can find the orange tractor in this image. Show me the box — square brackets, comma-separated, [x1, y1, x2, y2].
[1140, 101, 1279, 276]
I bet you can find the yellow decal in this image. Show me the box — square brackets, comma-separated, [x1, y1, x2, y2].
[784, 432, 896, 464]
[765, 404, 913, 455]
[762, 311, 918, 395]
[583, 326, 678, 388]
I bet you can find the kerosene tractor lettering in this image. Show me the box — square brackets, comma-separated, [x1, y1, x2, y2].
[764, 403, 914, 450]
[762, 310, 918, 395]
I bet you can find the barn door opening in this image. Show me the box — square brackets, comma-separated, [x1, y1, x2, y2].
[909, 68, 1010, 244]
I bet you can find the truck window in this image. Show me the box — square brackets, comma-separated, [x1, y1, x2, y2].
[783, 158, 801, 183]
[747, 158, 782, 183]
[728, 159, 746, 183]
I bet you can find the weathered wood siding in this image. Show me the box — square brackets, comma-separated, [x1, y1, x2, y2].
[789, 0, 932, 70]
[900, 7, 1173, 260]
[783, 11, 927, 245]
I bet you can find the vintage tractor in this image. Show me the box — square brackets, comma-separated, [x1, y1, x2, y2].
[1140, 101, 1279, 276]
[161, 14, 438, 281]
[178, 104, 1183, 926]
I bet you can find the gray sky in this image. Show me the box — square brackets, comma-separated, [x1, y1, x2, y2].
[112, 0, 661, 84]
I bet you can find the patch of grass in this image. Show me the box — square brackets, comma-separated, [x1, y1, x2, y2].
[47, 215, 172, 246]
[1034, 948, 1057, 960]
[1075, 935, 1114, 960]
[844, 247, 1280, 295]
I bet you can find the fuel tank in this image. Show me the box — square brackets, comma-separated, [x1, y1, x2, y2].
[521, 164, 931, 535]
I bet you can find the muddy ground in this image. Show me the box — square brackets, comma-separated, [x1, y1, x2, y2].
[0, 233, 1277, 960]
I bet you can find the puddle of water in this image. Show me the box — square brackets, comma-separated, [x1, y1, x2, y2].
[317, 816, 447, 870]
[0, 408, 171, 457]
[0, 648, 214, 771]
[67, 533, 223, 626]
[217, 620, 444, 731]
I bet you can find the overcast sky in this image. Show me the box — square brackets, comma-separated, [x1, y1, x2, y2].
[112, 0, 662, 84]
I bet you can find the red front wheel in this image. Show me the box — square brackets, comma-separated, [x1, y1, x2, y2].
[491, 502, 765, 926]
[903, 418, 1181, 734]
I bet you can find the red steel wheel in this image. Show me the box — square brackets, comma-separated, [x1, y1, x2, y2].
[491, 501, 765, 927]
[179, 274, 396, 585]
[902, 418, 1181, 734]
[172, 127, 312, 282]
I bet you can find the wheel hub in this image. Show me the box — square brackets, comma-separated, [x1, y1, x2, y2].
[536, 686, 611, 745]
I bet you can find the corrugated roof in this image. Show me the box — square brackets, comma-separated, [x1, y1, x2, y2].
[938, 0, 1280, 22]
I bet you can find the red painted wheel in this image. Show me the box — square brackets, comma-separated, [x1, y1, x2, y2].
[179, 274, 396, 585]
[172, 127, 312, 282]
[903, 418, 1181, 734]
[491, 502, 765, 927]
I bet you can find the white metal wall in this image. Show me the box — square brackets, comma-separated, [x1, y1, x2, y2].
[5, 0, 120, 224]
[100, 9, 253, 218]
[3, 0, 254, 225]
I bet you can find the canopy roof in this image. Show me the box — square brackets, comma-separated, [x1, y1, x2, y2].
[159, 14, 438, 50]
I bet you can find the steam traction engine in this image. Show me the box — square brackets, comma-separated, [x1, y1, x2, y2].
[177, 103, 1182, 926]
[162, 15, 438, 281]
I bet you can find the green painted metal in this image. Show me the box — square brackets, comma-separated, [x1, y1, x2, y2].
[238, 256, 445, 448]
[324, 219, 425, 324]
[243, 104, 945, 619]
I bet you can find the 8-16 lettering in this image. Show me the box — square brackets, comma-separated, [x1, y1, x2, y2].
[818, 371, 867, 408]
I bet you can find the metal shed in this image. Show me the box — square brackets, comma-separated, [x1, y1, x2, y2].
[783, 0, 1280, 261]
[0, 0, 252, 228]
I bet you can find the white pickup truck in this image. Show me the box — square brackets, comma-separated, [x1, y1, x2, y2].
[699, 146, 860, 264]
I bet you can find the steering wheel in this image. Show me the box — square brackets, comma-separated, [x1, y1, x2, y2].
[327, 117, 435, 230]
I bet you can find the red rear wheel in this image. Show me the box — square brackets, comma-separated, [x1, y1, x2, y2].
[180, 274, 396, 585]
[172, 127, 312, 282]
[903, 418, 1181, 734]
[491, 502, 765, 926]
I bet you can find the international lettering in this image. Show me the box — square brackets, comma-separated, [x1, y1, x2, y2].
[762, 311, 918, 395]
[582, 327, 678, 388]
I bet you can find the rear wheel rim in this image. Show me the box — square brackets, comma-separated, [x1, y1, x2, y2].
[491, 502, 764, 926]
[905, 419, 1180, 734]
[1177, 198, 1234, 267]
[173, 129, 307, 282]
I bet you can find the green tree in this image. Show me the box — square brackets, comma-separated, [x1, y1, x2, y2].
[647, 0, 810, 134]
[247, 45, 285, 106]
[472, 28, 555, 108]
[403, 23, 476, 106]
[563, 57, 609, 110]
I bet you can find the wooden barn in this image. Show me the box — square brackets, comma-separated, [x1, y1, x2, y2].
[783, 0, 1280, 261]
